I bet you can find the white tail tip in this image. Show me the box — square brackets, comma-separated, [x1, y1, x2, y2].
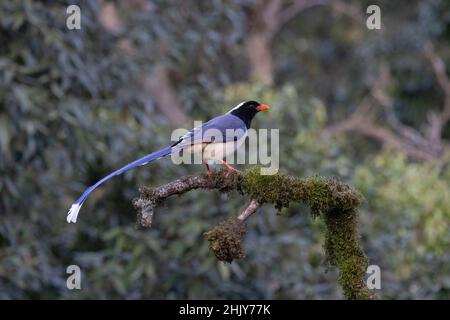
[67, 203, 82, 223]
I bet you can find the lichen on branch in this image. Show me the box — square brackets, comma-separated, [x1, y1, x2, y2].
[133, 166, 376, 299]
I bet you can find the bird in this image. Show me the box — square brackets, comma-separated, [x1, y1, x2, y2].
[67, 100, 270, 223]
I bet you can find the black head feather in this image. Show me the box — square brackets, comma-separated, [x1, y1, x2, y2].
[228, 100, 263, 128]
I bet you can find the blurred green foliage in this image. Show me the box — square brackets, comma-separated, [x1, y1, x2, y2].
[354, 153, 450, 298]
[0, 0, 449, 299]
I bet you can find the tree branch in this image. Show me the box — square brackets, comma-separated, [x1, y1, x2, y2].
[238, 199, 262, 221]
[276, 0, 329, 36]
[245, 0, 366, 84]
[424, 42, 450, 146]
[371, 64, 430, 149]
[99, 1, 191, 128]
[330, 0, 365, 25]
[323, 64, 442, 161]
[133, 167, 377, 299]
[143, 64, 191, 128]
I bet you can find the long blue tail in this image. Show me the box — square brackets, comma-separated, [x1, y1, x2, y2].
[67, 146, 172, 223]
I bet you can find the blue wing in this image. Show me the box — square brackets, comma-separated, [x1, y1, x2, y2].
[172, 114, 247, 151]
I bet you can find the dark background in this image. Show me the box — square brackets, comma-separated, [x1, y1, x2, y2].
[1, 0, 450, 299]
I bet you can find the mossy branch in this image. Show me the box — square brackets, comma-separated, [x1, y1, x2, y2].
[133, 167, 376, 300]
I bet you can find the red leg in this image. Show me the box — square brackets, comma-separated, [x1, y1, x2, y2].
[220, 159, 241, 177]
[205, 162, 211, 175]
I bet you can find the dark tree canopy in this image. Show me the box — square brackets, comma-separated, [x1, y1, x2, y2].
[1, 0, 450, 299]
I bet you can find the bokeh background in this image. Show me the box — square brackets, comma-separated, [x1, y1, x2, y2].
[1, 0, 450, 299]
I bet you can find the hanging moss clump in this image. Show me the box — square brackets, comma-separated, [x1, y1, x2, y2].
[204, 217, 246, 263]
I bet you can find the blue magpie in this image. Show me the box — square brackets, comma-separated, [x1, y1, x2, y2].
[67, 100, 270, 223]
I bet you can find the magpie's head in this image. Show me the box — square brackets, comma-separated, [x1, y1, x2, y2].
[228, 100, 270, 127]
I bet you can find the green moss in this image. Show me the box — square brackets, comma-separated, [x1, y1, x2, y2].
[240, 166, 363, 217]
[241, 166, 293, 210]
[239, 167, 372, 299]
[324, 209, 374, 299]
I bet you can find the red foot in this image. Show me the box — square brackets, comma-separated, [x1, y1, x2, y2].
[220, 160, 241, 177]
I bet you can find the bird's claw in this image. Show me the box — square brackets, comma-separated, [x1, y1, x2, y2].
[223, 167, 241, 177]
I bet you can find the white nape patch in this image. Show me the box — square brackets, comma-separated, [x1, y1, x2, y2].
[227, 101, 246, 114]
[67, 203, 82, 223]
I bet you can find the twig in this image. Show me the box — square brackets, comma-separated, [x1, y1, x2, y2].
[238, 199, 262, 221]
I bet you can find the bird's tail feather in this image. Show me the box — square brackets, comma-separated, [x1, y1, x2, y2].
[67, 146, 172, 223]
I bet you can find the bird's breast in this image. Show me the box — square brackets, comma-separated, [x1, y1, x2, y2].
[202, 134, 247, 162]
